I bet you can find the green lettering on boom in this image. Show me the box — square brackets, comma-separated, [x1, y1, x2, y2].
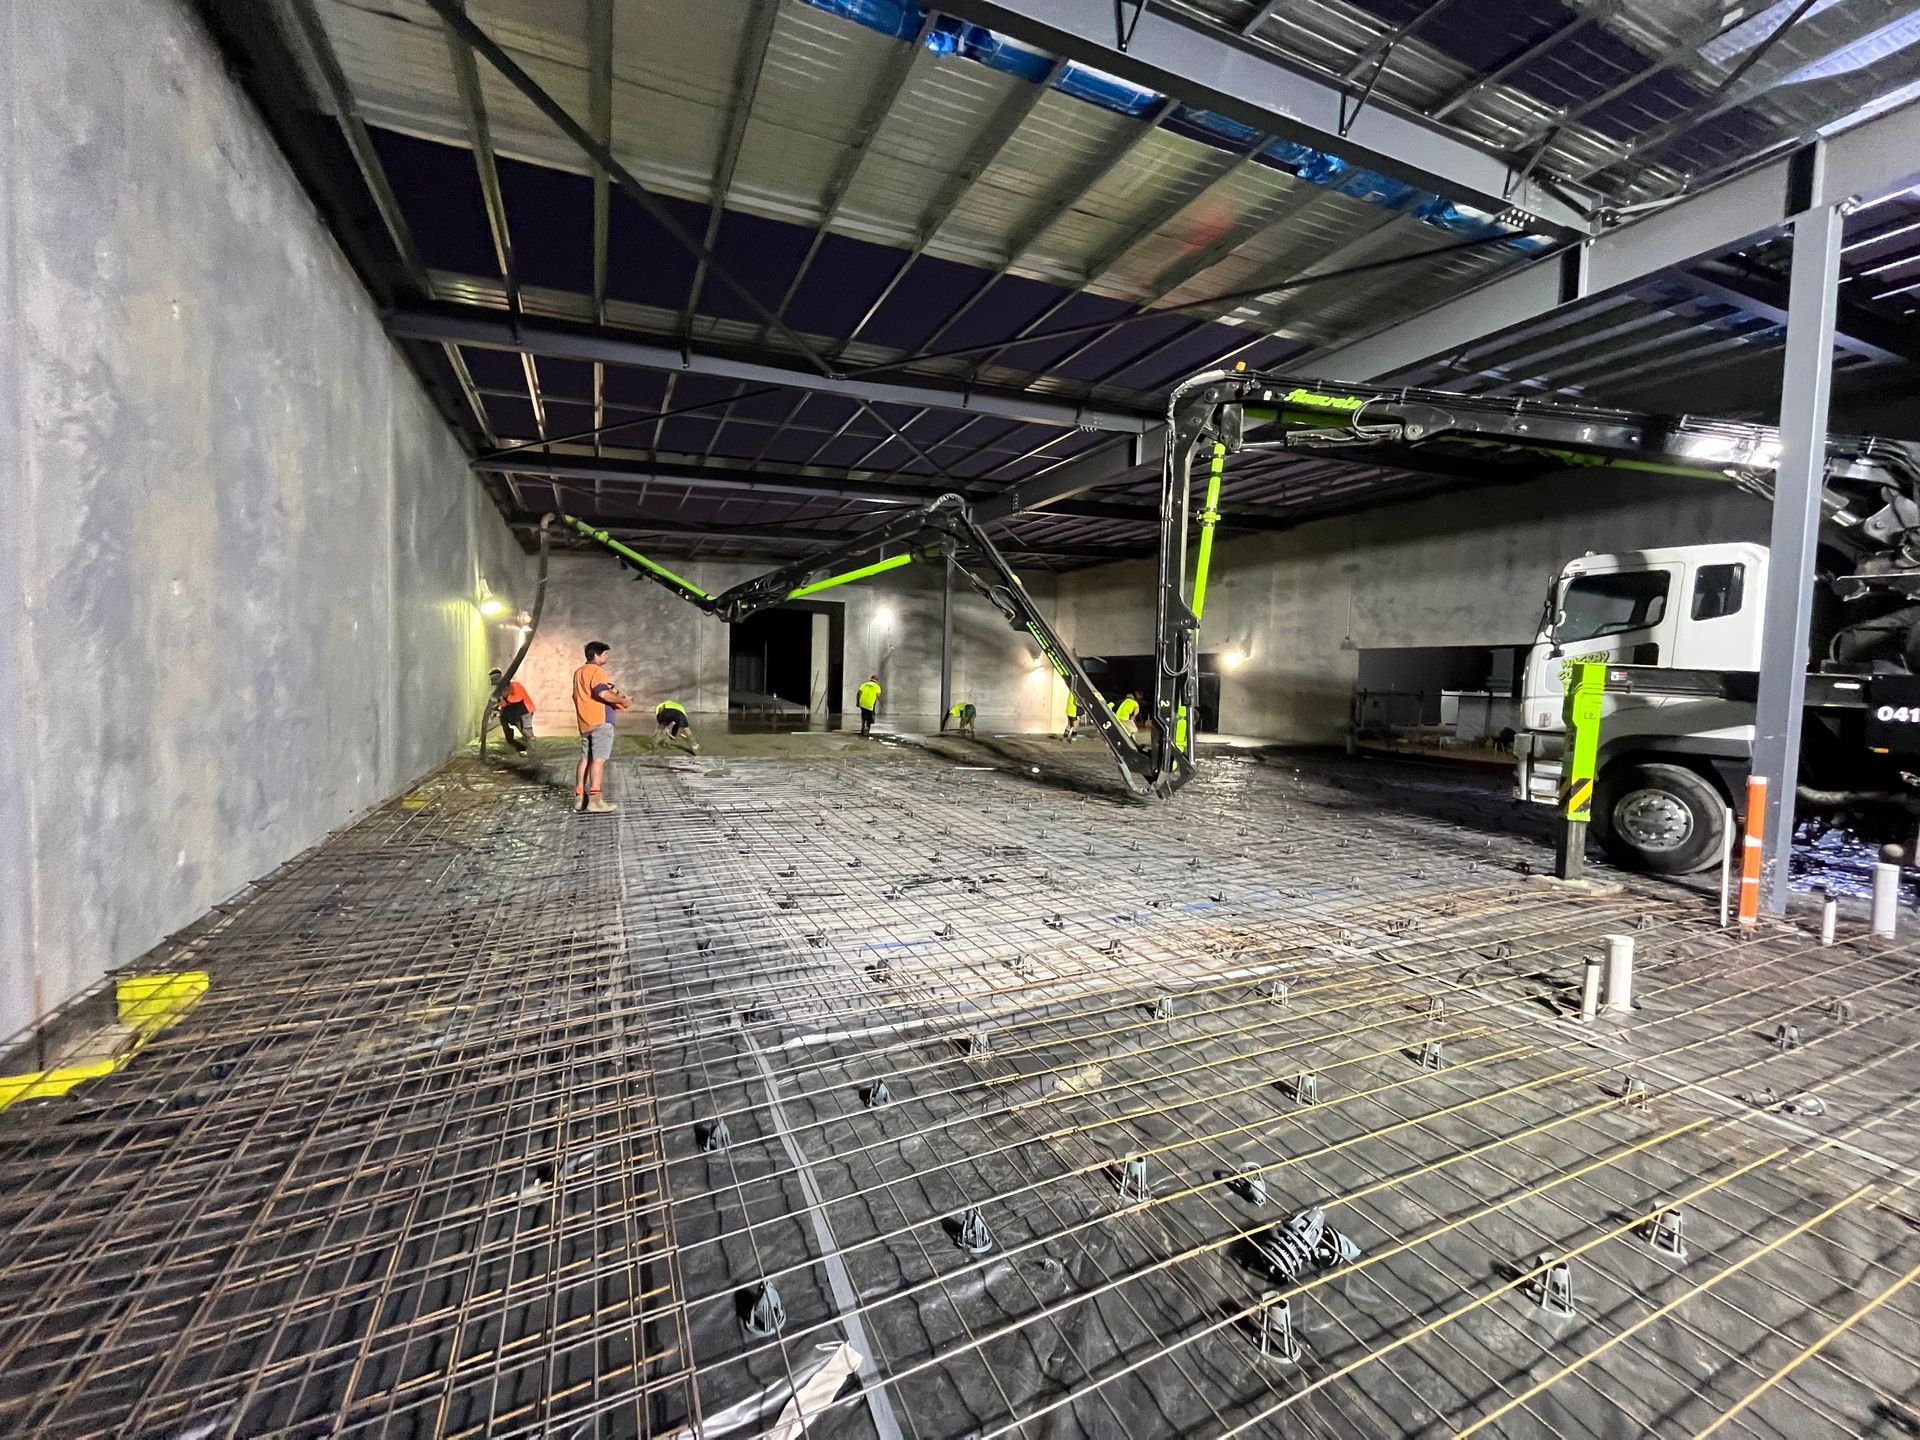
[1280, 387, 1365, 412]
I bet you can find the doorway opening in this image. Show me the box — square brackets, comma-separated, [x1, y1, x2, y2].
[729, 602, 844, 723]
[1086, 653, 1224, 732]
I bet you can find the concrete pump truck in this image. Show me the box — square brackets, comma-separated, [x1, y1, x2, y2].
[1154, 372, 1920, 875]
[552, 366, 1920, 878]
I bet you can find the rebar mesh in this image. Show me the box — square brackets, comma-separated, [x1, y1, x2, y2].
[2, 736, 1915, 1438]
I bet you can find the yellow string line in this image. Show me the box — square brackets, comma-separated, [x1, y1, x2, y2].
[1207, 1142, 1793, 1428]
[1453, 1181, 1886, 1437]
[1688, 1251, 1920, 1440]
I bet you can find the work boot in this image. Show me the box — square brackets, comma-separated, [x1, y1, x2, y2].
[585, 792, 617, 814]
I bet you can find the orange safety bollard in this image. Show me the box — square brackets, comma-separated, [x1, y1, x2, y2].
[1737, 776, 1767, 929]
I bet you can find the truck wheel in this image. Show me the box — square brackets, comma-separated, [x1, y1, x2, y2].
[1592, 762, 1726, 875]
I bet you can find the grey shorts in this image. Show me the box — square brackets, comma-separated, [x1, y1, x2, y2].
[580, 723, 615, 761]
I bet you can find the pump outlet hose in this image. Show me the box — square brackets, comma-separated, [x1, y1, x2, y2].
[481, 514, 554, 757]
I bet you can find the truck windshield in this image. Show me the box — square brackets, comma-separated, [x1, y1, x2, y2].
[1555, 571, 1669, 645]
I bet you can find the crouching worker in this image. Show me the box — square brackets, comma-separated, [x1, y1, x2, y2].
[489, 668, 535, 753]
[652, 699, 700, 755]
[1113, 692, 1142, 737]
[942, 701, 977, 741]
[573, 640, 631, 814]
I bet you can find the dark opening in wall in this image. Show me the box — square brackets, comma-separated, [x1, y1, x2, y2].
[729, 602, 844, 719]
[1088, 653, 1224, 732]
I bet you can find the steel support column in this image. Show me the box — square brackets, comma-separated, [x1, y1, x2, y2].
[1753, 199, 1842, 915]
[940, 554, 956, 721]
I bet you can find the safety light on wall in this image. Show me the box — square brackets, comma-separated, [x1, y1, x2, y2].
[479, 592, 508, 619]
[1221, 647, 1247, 670]
[874, 603, 895, 626]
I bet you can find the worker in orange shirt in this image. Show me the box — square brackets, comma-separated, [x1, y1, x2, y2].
[573, 641, 631, 814]
[489, 668, 535, 753]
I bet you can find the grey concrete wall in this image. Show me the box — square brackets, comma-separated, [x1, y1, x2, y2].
[0, 0, 530, 1040]
[519, 553, 1062, 734]
[1058, 475, 1770, 744]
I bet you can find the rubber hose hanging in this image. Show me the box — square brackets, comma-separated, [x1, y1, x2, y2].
[481, 514, 554, 757]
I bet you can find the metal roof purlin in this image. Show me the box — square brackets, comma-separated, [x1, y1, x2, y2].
[1428, 12, 1594, 123]
[937, 0, 1593, 237]
[753, 10, 940, 351]
[427, 1, 977, 486]
[441, 2, 547, 441]
[1674, 260, 1920, 367]
[955, 111, 1264, 385]
[1308, 99, 1920, 383]
[914, 96, 1183, 360]
[282, 0, 497, 448]
[587, 0, 612, 457]
[835, 57, 1070, 359]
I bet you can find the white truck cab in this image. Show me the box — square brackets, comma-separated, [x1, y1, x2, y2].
[1520, 542, 1766, 727]
[1515, 542, 1772, 873]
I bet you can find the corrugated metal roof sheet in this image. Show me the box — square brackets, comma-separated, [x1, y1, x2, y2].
[252, 0, 1920, 562]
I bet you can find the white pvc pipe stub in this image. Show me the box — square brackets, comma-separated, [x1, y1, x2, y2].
[1872, 845, 1902, 939]
[1579, 957, 1603, 1022]
[1604, 934, 1634, 1014]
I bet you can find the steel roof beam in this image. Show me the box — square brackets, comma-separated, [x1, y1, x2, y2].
[937, 0, 1591, 236]
[1308, 105, 1920, 382]
[476, 451, 946, 506]
[477, 446, 1295, 530]
[385, 304, 1152, 432]
[526, 509, 1147, 559]
[970, 428, 1160, 524]
[479, 445, 1033, 511]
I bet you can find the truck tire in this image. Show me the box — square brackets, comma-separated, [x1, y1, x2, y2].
[1592, 761, 1726, 875]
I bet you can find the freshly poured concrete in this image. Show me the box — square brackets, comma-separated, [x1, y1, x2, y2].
[1058, 474, 1770, 745]
[519, 553, 1065, 735]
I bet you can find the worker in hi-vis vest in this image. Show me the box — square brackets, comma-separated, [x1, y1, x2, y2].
[856, 674, 882, 738]
[1113, 692, 1142, 735]
[942, 701, 977, 740]
[651, 699, 699, 755]
[1061, 690, 1081, 744]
